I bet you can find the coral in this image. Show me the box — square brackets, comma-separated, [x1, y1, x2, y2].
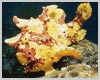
[5, 3, 92, 75]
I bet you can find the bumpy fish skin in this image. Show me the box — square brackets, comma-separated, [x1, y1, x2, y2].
[5, 3, 92, 74]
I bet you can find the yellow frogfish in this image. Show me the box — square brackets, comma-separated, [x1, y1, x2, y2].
[5, 3, 92, 75]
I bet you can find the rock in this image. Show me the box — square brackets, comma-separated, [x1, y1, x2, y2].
[43, 64, 98, 78]
[71, 39, 98, 71]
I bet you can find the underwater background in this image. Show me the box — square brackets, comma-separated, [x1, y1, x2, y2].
[2, 2, 98, 78]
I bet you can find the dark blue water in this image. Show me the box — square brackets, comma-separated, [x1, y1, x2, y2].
[2, 2, 98, 78]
